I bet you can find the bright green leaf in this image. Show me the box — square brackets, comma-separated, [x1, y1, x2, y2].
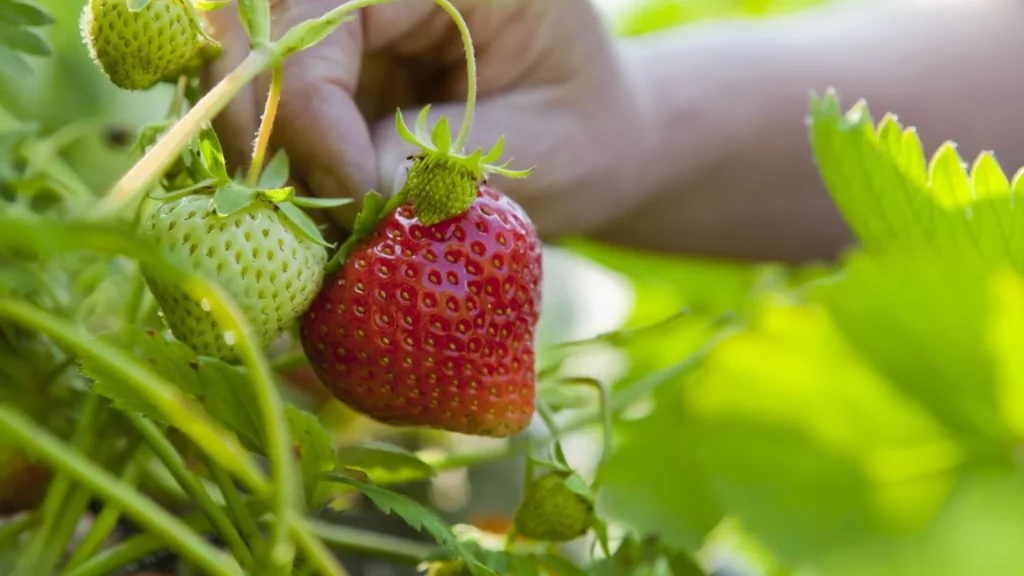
[285, 406, 336, 508]
[259, 186, 294, 203]
[126, 0, 153, 10]
[258, 148, 289, 190]
[196, 357, 265, 453]
[289, 196, 353, 210]
[335, 442, 437, 485]
[430, 117, 451, 154]
[212, 183, 257, 216]
[276, 201, 331, 247]
[687, 293, 963, 561]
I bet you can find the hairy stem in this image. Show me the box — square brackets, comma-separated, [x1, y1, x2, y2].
[131, 415, 254, 568]
[248, 64, 283, 187]
[0, 406, 242, 576]
[430, 0, 476, 151]
[90, 50, 270, 220]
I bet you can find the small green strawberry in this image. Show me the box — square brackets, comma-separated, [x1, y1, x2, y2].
[140, 133, 350, 361]
[81, 0, 210, 91]
[513, 471, 595, 542]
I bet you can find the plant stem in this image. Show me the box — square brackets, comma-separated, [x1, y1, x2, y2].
[198, 450, 266, 552]
[64, 446, 152, 570]
[90, 49, 271, 220]
[15, 393, 103, 575]
[0, 514, 35, 550]
[0, 406, 243, 576]
[302, 517, 435, 565]
[131, 414, 255, 569]
[247, 64, 283, 187]
[429, 0, 476, 152]
[289, 515, 352, 576]
[0, 298, 269, 495]
[559, 377, 612, 482]
[36, 484, 93, 576]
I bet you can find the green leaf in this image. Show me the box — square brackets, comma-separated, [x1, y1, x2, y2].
[258, 148, 290, 190]
[82, 327, 204, 420]
[430, 116, 451, 154]
[0, 46, 31, 78]
[272, 13, 357, 59]
[686, 289, 964, 561]
[197, 124, 229, 182]
[213, 183, 258, 216]
[259, 186, 294, 203]
[0, 0, 53, 26]
[285, 406, 336, 507]
[0, 23, 49, 56]
[126, 0, 153, 11]
[276, 200, 331, 248]
[335, 442, 437, 484]
[331, 475, 486, 574]
[808, 91, 1024, 272]
[289, 196, 353, 210]
[195, 357, 265, 453]
[812, 249, 1009, 442]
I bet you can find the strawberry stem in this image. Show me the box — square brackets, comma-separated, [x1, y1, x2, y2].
[248, 64, 283, 187]
[431, 0, 476, 152]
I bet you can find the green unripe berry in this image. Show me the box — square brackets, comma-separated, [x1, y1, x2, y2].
[81, 0, 204, 91]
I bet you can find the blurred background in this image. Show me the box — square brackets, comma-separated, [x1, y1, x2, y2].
[10, 1, 1015, 576]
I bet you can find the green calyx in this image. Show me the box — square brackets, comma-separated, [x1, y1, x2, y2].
[395, 105, 533, 226]
[146, 123, 350, 247]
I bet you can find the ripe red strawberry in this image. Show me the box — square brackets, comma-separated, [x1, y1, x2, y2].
[301, 187, 541, 436]
[300, 107, 541, 437]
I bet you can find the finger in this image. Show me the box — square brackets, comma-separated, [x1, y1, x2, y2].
[200, 3, 258, 173]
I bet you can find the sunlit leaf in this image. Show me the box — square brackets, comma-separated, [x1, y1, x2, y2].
[212, 183, 257, 216]
[335, 442, 437, 484]
[277, 200, 331, 247]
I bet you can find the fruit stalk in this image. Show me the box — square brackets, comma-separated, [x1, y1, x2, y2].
[247, 64, 283, 187]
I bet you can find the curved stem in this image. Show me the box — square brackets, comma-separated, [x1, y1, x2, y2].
[0, 298, 269, 494]
[248, 64, 283, 187]
[289, 516, 352, 576]
[64, 446, 151, 570]
[430, 0, 476, 152]
[301, 517, 436, 565]
[559, 377, 612, 486]
[198, 450, 266, 552]
[131, 414, 254, 569]
[0, 405, 242, 576]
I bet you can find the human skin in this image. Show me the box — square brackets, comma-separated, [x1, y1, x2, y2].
[202, 0, 1024, 264]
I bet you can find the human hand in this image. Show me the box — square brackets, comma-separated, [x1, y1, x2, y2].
[201, 0, 650, 238]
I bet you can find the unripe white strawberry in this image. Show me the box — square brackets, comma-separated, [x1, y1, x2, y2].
[142, 194, 328, 361]
[81, 0, 205, 91]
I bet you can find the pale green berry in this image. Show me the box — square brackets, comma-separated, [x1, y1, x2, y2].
[81, 0, 203, 91]
[141, 195, 328, 362]
[513, 471, 595, 542]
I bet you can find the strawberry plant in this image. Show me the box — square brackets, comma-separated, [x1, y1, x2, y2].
[5, 0, 1024, 575]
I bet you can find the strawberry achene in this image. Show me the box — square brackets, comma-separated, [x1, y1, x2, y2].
[300, 186, 542, 437]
